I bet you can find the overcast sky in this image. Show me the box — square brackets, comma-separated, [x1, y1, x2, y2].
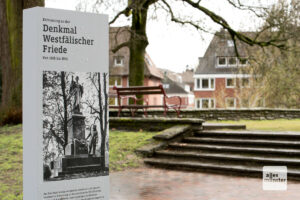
[46, 0, 276, 72]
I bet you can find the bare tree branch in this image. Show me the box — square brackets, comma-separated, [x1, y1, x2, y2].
[111, 41, 131, 53]
[144, 0, 159, 8]
[160, 0, 212, 34]
[226, 0, 267, 17]
[109, 1, 135, 24]
[181, 0, 287, 50]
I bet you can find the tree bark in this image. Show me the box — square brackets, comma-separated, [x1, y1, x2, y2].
[0, 0, 44, 121]
[60, 71, 68, 153]
[128, 2, 149, 87]
[97, 73, 105, 169]
[101, 73, 108, 169]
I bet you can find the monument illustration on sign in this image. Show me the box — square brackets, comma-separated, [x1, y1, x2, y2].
[23, 7, 109, 200]
[43, 71, 109, 181]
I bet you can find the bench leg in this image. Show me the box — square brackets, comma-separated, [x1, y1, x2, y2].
[176, 109, 180, 118]
[163, 106, 167, 117]
[131, 109, 135, 117]
[174, 107, 181, 118]
[118, 107, 122, 117]
[143, 108, 148, 117]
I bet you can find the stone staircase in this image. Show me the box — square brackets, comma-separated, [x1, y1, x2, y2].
[144, 128, 300, 180]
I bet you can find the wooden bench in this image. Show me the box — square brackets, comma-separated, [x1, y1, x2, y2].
[111, 85, 182, 117]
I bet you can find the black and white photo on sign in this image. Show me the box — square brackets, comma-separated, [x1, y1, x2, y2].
[42, 70, 109, 181]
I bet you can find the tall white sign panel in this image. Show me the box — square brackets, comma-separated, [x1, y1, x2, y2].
[23, 7, 109, 200]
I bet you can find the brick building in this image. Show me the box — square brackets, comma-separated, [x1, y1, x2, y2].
[194, 30, 265, 109]
[109, 27, 163, 106]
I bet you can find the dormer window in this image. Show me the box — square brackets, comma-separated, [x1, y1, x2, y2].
[227, 40, 234, 47]
[217, 57, 248, 67]
[113, 56, 124, 67]
[145, 57, 152, 66]
[228, 57, 237, 66]
[218, 57, 227, 66]
[163, 84, 169, 89]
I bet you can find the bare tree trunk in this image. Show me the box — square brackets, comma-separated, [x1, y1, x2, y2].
[101, 73, 108, 169]
[0, 0, 44, 123]
[0, 0, 10, 107]
[97, 73, 106, 169]
[60, 71, 68, 154]
[128, 3, 149, 87]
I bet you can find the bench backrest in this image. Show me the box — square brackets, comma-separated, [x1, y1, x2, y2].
[113, 85, 167, 96]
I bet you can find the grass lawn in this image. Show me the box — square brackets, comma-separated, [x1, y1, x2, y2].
[110, 130, 158, 171]
[207, 119, 300, 132]
[1, 120, 299, 199]
[0, 125, 23, 200]
[0, 125, 157, 200]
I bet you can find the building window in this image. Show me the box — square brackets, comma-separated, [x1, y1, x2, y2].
[218, 57, 227, 66]
[210, 78, 215, 89]
[196, 79, 200, 89]
[202, 99, 209, 108]
[113, 56, 124, 67]
[241, 77, 250, 88]
[195, 78, 215, 90]
[184, 84, 190, 92]
[202, 79, 209, 89]
[163, 84, 169, 89]
[195, 98, 215, 109]
[225, 98, 236, 108]
[226, 78, 235, 88]
[109, 76, 122, 87]
[109, 97, 118, 106]
[239, 58, 248, 66]
[227, 40, 234, 47]
[228, 57, 237, 66]
[241, 99, 249, 108]
[196, 99, 200, 109]
[256, 98, 265, 108]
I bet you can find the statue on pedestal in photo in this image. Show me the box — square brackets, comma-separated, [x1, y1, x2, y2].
[44, 71, 108, 181]
[70, 76, 84, 114]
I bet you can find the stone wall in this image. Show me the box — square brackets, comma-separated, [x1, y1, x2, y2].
[109, 117, 203, 131]
[109, 109, 300, 120]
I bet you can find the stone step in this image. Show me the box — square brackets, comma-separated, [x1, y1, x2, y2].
[195, 130, 300, 140]
[169, 142, 300, 156]
[144, 158, 300, 180]
[203, 123, 246, 130]
[155, 150, 300, 166]
[183, 137, 300, 148]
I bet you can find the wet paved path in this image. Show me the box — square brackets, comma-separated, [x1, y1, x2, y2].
[110, 168, 300, 200]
